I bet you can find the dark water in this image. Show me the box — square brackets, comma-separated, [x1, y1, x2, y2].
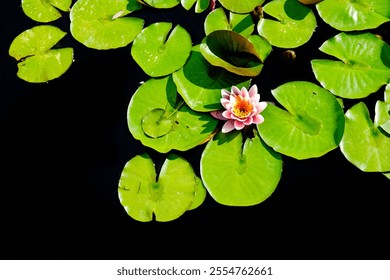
[0, 1, 389, 260]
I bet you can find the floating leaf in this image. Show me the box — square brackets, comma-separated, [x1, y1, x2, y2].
[21, 0, 72, 22]
[316, 0, 390, 31]
[311, 32, 390, 99]
[204, 7, 255, 38]
[257, 81, 345, 160]
[181, 0, 210, 13]
[118, 153, 200, 222]
[257, 0, 317, 48]
[340, 102, 390, 172]
[9, 25, 73, 83]
[188, 177, 207, 210]
[127, 76, 218, 153]
[173, 45, 251, 112]
[70, 0, 144, 50]
[218, 0, 264, 13]
[375, 101, 390, 134]
[131, 22, 192, 77]
[140, 0, 181, 9]
[200, 130, 282, 206]
[200, 30, 263, 77]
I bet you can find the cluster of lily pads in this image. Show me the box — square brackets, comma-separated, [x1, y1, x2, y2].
[9, 0, 390, 222]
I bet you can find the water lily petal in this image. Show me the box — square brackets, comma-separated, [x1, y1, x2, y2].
[211, 110, 227, 120]
[234, 120, 246, 130]
[231, 86, 241, 96]
[221, 120, 235, 133]
[252, 114, 264, 124]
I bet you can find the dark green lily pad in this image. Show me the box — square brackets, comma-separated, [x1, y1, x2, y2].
[316, 0, 390, 31]
[22, 0, 72, 22]
[200, 30, 263, 77]
[118, 153, 201, 222]
[257, 81, 345, 160]
[9, 25, 73, 83]
[340, 102, 390, 172]
[311, 32, 390, 99]
[218, 0, 265, 13]
[181, 0, 210, 13]
[127, 76, 218, 153]
[204, 7, 255, 38]
[200, 130, 282, 206]
[257, 0, 317, 48]
[173, 45, 251, 112]
[70, 0, 144, 50]
[131, 22, 192, 77]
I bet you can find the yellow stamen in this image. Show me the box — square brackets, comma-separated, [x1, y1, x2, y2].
[232, 96, 253, 118]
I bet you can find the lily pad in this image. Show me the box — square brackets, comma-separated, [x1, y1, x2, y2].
[316, 0, 390, 31]
[257, 81, 345, 160]
[21, 0, 72, 22]
[340, 102, 390, 172]
[118, 153, 200, 222]
[375, 101, 390, 134]
[200, 30, 263, 77]
[70, 0, 144, 50]
[188, 177, 207, 210]
[204, 7, 255, 38]
[173, 45, 251, 112]
[127, 76, 218, 153]
[181, 0, 210, 13]
[139, 0, 181, 9]
[9, 25, 73, 83]
[257, 0, 317, 48]
[200, 130, 282, 206]
[218, 0, 264, 13]
[131, 22, 192, 77]
[311, 32, 390, 99]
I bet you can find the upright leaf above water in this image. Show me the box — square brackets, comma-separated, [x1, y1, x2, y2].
[311, 32, 390, 99]
[9, 25, 73, 83]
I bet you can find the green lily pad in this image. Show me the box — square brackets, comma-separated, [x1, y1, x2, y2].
[188, 177, 207, 210]
[21, 0, 72, 22]
[139, 0, 181, 9]
[340, 102, 390, 172]
[181, 0, 210, 13]
[218, 0, 265, 13]
[131, 22, 192, 77]
[70, 0, 144, 50]
[257, 0, 317, 48]
[375, 101, 390, 134]
[257, 81, 345, 160]
[316, 0, 390, 31]
[311, 32, 390, 99]
[118, 153, 200, 222]
[384, 172, 390, 179]
[204, 7, 255, 38]
[200, 130, 282, 206]
[200, 30, 263, 77]
[173, 45, 251, 112]
[127, 76, 218, 153]
[9, 25, 73, 83]
[385, 84, 390, 103]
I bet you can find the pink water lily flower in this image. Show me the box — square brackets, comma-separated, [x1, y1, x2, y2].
[211, 85, 267, 133]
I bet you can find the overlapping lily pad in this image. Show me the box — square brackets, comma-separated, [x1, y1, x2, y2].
[131, 22, 192, 77]
[139, 0, 181, 9]
[257, 81, 345, 160]
[181, 0, 211, 13]
[21, 0, 72, 22]
[9, 25, 73, 83]
[311, 32, 390, 99]
[200, 130, 282, 206]
[257, 0, 317, 48]
[70, 0, 144, 49]
[200, 30, 263, 77]
[118, 153, 204, 222]
[375, 101, 390, 134]
[173, 45, 251, 112]
[340, 102, 390, 172]
[316, 0, 390, 31]
[127, 76, 218, 153]
[218, 0, 264, 13]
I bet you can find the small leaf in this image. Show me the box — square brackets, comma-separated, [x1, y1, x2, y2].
[200, 130, 282, 206]
[340, 102, 390, 172]
[21, 0, 72, 22]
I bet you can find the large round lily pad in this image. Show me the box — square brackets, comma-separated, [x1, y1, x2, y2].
[340, 102, 390, 172]
[127, 76, 218, 153]
[257, 0, 316, 48]
[257, 81, 345, 160]
[70, 0, 144, 50]
[118, 153, 202, 222]
[131, 22, 192, 77]
[316, 0, 390, 31]
[9, 25, 73, 83]
[21, 0, 72, 22]
[200, 130, 282, 206]
[311, 32, 390, 99]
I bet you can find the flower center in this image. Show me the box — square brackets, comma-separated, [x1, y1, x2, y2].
[232, 96, 253, 118]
